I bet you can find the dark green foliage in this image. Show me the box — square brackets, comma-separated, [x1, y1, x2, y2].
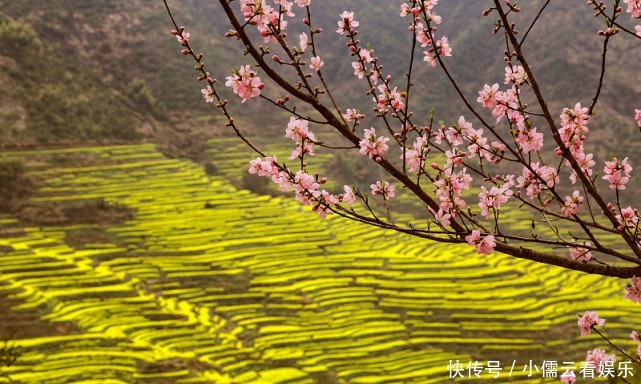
[0, 159, 35, 212]
[0, 334, 20, 383]
[0, 20, 37, 55]
[127, 78, 167, 120]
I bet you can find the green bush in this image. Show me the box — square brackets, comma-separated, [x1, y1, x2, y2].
[0, 20, 37, 55]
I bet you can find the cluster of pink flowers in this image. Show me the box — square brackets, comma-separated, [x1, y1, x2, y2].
[516, 162, 559, 200]
[616, 207, 639, 231]
[399, 1, 449, 67]
[225, 65, 264, 102]
[465, 230, 496, 255]
[632, 331, 641, 361]
[560, 372, 576, 384]
[351, 48, 379, 83]
[559, 103, 590, 154]
[562, 191, 584, 217]
[336, 11, 358, 35]
[239, 0, 311, 42]
[434, 168, 472, 214]
[635, 109, 641, 126]
[479, 73, 547, 161]
[624, 275, 641, 303]
[478, 184, 513, 219]
[504, 65, 527, 86]
[374, 85, 405, 114]
[623, 0, 641, 18]
[403, 135, 430, 174]
[359, 128, 390, 159]
[309, 56, 324, 71]
[577, 311, 605, 336]
[239, 0, 283, 42]
[602, 157, 632, 190]
[248, 155, 356, 218]
[343, 108, 365, 124]
[569, 241, 593, 262]
[423, 36, 452, 67]
[370, 181, 396, 200]
[284, 117, 317, 160]
[585, 348, 616, 375]
[201, 86, 214, 103]
[400, 0, 439, 18]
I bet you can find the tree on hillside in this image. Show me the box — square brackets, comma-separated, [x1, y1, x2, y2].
[166, 0, 641, 377]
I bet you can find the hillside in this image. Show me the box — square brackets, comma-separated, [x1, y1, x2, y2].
[1, 143, 640, 383]
[0, 1, 639, 150]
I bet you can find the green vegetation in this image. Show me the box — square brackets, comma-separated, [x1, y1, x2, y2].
[0, 143, 639, 383]
[0, 20, 37, 54]
[0, 158, 35, 212]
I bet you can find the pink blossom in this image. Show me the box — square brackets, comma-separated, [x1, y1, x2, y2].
[504, 65, 527, 86]
[248, 157, 269, 176]
[569, 241, 593, 263]
[337, 11, 359, 34]
[562, 191, 583, 217]
[176, 31, 190, 44]
[623, 0, 641, 18]
[359, 128, 390, 159]
[492, 87, 517, 122]
[616, 207, 639, 229]
[343, 109, 365, 123]
[314, 190, 339, 218]
[624, 276, 641, 303]
[285, 117, 315, 141]
[374, 85, 404, 113]
[359, 48, 374, 63]
[428, 206, 452, 226]
[403, 135, 429, 174]
[635, 109, 641, 126]
[225, 65, 264, 102]
[434, 168, 472, 212]
[413, 22, 432, 47]
[466, 128, 489, 160]
[516, 127, 544, 154]
[293, 170, 320, 205]
[239, 0, 283, 42]
[636, 25, 641, 36]
[478, 184, 513, 219]
[477, 83, 500, 109]
[288, 140, 315, 160]
[585, 348, 615, 374]
[295, 0, 311, 7]
[370, 180, 395, 200]
[560, 371, 576, 384]
[577, 311, 605, 336]
[559, 103, 590, 155]
[569, 151, 595, 184]
[631, 330, 639, 342]
[201, 86, 214, 103]
[436, 36, 452, 57]
[299, 33, 309, 52]
[342, 185, 356, 207]
[465, 230, 496, 255]
[603, 157, 632, 190]
[309, 56, 324, 71]
[423, 36, 452, 67]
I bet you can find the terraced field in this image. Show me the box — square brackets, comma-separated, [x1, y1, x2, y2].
[0, 143, 640, 383]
